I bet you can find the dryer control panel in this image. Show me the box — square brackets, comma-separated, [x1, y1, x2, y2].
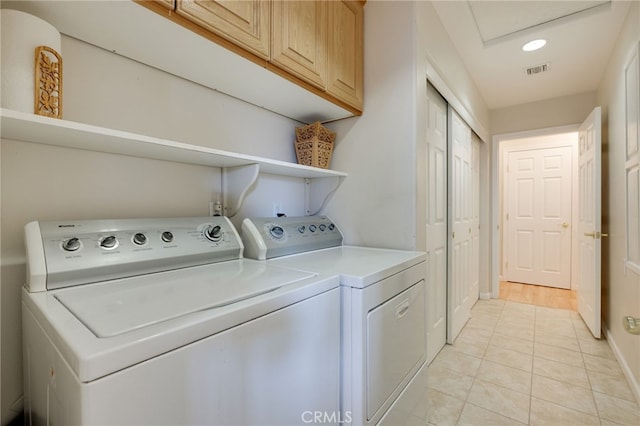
[24, 217, 243, 292]
[242, 216, 343, 260]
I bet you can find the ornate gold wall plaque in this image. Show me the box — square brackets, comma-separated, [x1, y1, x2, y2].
[34, 45, 62, 118]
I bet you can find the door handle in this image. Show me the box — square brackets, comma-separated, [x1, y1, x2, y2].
[584, 231, 608, 239]
[562, 222, 569, 228]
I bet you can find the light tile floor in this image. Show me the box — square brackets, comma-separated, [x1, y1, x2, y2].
[427, 299, 640, 425]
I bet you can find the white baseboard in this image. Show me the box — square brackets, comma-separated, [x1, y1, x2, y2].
[480, 292, 492, 300]
[603, 324, 640, 406]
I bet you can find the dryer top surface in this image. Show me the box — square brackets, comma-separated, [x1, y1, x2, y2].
[268, 246, 426, 288]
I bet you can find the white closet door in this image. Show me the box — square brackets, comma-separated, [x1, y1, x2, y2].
[447, 108, 473, 343]
[505, 146, 573, 288]
[425, 83, 447, 363]
[470, 134, 480, 304]
[578, 107, 602, 338]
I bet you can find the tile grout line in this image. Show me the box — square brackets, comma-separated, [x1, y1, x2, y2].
[572, 313, 603, 423]
[455, 297, 639, 425]
[435, 300, 571, 425]
[455, 299, 529, 425]
[453, 305, 497, 426]
[528, 305, 537, 426]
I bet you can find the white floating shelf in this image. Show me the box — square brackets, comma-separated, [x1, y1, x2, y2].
[2, 0, 354, 123]
[0, 109, 347, 180]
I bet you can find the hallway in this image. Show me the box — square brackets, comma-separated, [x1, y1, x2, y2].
[426, 297, 640, 425]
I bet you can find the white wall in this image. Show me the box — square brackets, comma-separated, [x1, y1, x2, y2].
[417, 0, 490, 143]
[596, 0, 640, 401]
[0, 35, 308, 424]
[323, 0, 491, 255]
[491, 91, 598, 136]
[324, 1, 417, 250]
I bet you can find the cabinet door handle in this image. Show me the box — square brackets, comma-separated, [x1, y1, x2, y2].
[396, 300, 410, 318]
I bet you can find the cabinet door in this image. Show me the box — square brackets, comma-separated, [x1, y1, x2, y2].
[157, 0, 175, 10]
[176, 0, 270, 60]
[271, 1, 327, 90]
[327, 0, 363, 110]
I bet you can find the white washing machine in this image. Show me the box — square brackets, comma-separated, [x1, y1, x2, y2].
[22, 217, 341, 426]
[242, 216, 429, 426]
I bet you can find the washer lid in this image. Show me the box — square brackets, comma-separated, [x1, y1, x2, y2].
[55, 261, 315, 338]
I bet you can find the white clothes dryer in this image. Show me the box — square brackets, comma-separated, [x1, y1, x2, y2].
[242, 216, 429, 426]
[22, 217, 341, 425]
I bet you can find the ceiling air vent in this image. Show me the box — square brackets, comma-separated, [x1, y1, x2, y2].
[525, 63, 550, 75]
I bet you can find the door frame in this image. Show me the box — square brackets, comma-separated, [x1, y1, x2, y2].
[491, 124, 579, 297]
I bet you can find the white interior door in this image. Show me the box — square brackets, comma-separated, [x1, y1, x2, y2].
[578, 106, 602, 338]
[425, 83, 447, 363]
[447, 108, 473, 343]
[505, 146, 573, 288]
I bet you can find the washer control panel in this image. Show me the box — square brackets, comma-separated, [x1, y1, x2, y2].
[24, 217, 243, 292]
[241, 216, 343, 260]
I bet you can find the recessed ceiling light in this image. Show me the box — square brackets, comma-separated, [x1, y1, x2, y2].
[522, 39, 547, 52]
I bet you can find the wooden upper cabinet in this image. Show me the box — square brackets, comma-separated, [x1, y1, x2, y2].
[271, 1, 327, 90]
[327, 1, 363, 110]
[176, 0, 271, 60]
[152, 0, 363, 114]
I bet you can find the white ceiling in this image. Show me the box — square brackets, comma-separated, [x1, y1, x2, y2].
[431, 1, 632, 110]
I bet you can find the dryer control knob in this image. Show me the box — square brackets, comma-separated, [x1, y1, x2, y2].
[62, 237, 81, 252]
[309, 224, 317, 233]
[161, 231, 174, 243]
[298, 225, 306, 234]
[319, 224, 327, 231]
[204, 225, 223, 242]
[100, 235, 118, 249]
[133, 233, 147, 246]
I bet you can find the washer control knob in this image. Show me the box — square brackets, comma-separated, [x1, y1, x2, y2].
[328, 223, 335, 231]
[298, 225, 306, 234]
[270, 226, 285, 240]
[319, 224, 327, 232]
[161, 231, 174, 243]
[100, 235, 117, 249]
[204, 225, 223, 242]
[309, 224, 317, 233]
[133, 233, 147, 246]
[62, 237, 81, 252]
